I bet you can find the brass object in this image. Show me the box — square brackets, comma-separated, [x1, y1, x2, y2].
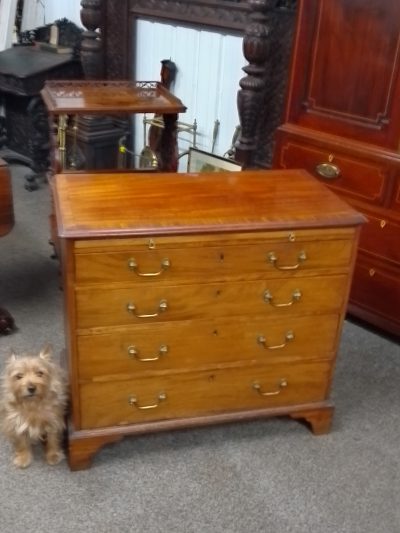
[127, 344, 169, 362]
[267, 250, 307, 270]
[257, 331, 295, 350]
[380, 219, 387, 228]
[128, 391, 167, 410]
[315, 161, 341, 179]
[148, 239, 156, 250]
[128, 257, 170, 277]
[369, 268, 376, 277]
[288, 233, 296, 242]
[126, 299, 168, 318]
[263, 289, 302, 307]
[57, 114, 68, 170]
[252, 379, 288, 396]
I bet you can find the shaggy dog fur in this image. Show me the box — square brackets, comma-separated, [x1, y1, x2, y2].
[0, 345, 68, 468]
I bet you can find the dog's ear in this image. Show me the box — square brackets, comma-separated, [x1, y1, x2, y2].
[39, 344, 53, 361]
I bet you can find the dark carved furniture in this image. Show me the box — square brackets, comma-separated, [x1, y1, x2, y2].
[0, 45, 81, 190]
[53, 168, 363, 469]
[273, 0, 400, 337]
[95, 0, 297, 169]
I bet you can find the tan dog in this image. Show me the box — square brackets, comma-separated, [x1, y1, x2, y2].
[0, 345, 68, 468]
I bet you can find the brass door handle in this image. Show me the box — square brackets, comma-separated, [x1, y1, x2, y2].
[127, 344, 169, 361]
[252, 379, 288, 396]
[126, 299, 168, 318]
[315, 162, 341, 179]
[263, 289, 302, 307]
[267, 250, 307, 270]
[128, 392, 167, 410]
[257, 331, 294, 350]
[128, 257, 170, 277]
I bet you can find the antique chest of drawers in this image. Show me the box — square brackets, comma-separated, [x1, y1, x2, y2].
[53, 169, 364, 470]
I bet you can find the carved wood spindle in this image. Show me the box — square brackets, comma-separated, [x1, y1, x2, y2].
[236, 0, 278, 168]
[80, 0, 104, 79]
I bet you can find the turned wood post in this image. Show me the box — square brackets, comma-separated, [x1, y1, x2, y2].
[80, 0, 104, 79]
[236, 0, 277, 168]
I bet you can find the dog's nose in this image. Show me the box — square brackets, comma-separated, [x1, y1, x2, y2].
[27, 385, 36, 394]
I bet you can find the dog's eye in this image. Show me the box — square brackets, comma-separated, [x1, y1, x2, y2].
[36, 371, 44, 377]
[15, 373, 23, 380]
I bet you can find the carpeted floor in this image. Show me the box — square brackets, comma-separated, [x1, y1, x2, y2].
[0, 164, 399, 533]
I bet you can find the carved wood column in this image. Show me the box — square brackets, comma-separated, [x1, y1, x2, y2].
[80, 0, 104, 79]
[236, 0, 278, 168]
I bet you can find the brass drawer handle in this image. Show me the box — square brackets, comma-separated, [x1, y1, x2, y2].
[315, 162, 341, 179]
[252, 379, 288, 397]
[128, 257, 170, 277]
[267, 251, 307, 270]
[263, 289, 302, 307]
[257, 331, 294, 350]
[128, 392, 167, 410]
[126, 299, 168, 318]
[127, 344, 169, 361]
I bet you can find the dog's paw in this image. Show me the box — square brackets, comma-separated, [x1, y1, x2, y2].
[13, 452, 33, 468]
[46, 450, 65, 466]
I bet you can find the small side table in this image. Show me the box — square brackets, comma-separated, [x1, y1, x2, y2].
[0, 45, 81, 190]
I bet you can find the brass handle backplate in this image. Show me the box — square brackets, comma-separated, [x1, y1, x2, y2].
[128, 392, 166, 410]
[263, 289, 302, 307]
[127, 344, 169, 362]
[252, 379, 288, 397]
[315, 162, 341, 179]
[126, 299, 168, 318]
[128, 257, 170, 277]
[257, 331, 295, 350]
[268, 250, 307, 270]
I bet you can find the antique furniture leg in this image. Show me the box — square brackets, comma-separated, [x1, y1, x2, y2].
[68, 429, 123, 471]
[158, 113, 179, 171]
[289, 404, 334, 435]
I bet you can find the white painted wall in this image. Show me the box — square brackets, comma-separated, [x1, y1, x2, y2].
[0, 0, 18, 50]
[22, 0, 82, 31]
[134, 20, 245, 170]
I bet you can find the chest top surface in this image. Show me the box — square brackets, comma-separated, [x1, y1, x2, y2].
[53, 169, 365, 239]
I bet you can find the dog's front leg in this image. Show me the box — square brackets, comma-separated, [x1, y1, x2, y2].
[45, 431, 64, 465]
[12, 434, 33, 468]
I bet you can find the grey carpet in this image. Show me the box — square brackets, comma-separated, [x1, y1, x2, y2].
[0, 164, 399, 533]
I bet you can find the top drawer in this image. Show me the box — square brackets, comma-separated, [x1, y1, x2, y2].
[73, 230, 355, 285]
[276, 138, 389, 206]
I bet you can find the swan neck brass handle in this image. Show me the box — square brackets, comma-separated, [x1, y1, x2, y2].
[263, 289, 302, 307]
[252, 379, 288, 396]
[126, 299, 168, 318]
[268, 250, 307, 270]
[257, 331, 294, 350]
[315, 162, 341, 179]
[128, 392, 166, 410]
[127, 344, 169, 361]
[128, 257, 170, 277]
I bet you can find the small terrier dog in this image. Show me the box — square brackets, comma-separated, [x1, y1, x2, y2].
[0, 345, 68, 468]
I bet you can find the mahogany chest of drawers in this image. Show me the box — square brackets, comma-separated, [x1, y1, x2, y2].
[53, 169, 364, 470]
[273, 0, 400, 336]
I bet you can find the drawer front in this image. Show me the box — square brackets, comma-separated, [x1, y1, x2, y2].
[74, 239, 354, 285]
[350, 258, 400, 326]
[359, 212, 400, 266]
[75, 276, 349, 329]
[79, 360, 331, 429]
[77, 314, 340, 379]
[277, 138, 388, 205]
